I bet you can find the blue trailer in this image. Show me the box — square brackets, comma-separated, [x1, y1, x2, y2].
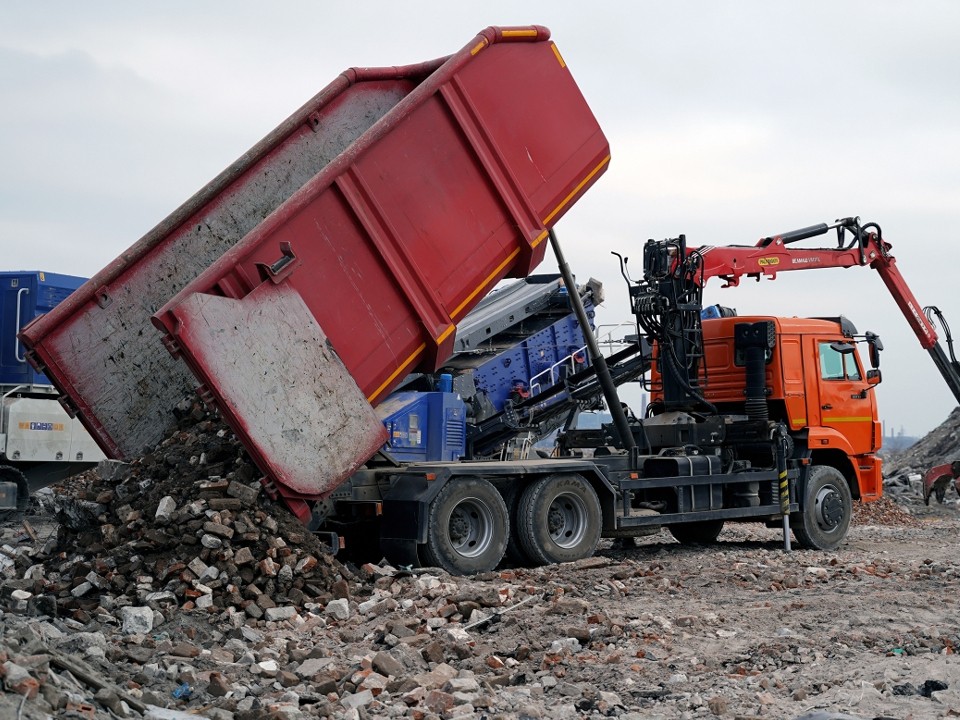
[1, 272, 106, 509]
[1, 272, 88, 386]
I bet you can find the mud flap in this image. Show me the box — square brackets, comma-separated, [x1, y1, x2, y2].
[381, 537, 421, 569]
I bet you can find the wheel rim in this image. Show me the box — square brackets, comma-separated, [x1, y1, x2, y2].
[447, 497, 495, 558]
[546, 492, 588, 549]
[813, 483, 844, 532]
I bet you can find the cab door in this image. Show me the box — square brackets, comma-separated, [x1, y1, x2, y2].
[814, 339, 876, 455]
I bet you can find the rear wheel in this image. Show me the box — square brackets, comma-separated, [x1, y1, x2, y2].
[792, 465, 852, 551]
[668, 520, 725, 545]
[517, 474, 601, 566]
[420, 477, 508, 575]
[501, 483, 535, 567]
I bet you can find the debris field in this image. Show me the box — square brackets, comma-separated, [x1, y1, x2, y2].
[1, 401, 960, 720]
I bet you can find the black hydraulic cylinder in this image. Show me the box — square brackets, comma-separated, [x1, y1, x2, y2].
[759, 223, 829, 247]
[929, 344, 960, 407]
[735, 321, 776, 422]
[548, 229, 636, 451]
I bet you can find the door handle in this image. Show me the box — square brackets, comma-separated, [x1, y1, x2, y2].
[821, 404, 832, 410]
[15, 287, 30, 362]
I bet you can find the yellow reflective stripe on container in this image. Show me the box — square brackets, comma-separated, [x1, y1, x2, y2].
[470, 39, 488, 56]
[367, 343, 426, 403]
[502, 29, 539, 38]
[551, 43, 566, 68]
[436, 324, 456, 344]
[543, 155, 610, 225]
[450, 247, 521, 320]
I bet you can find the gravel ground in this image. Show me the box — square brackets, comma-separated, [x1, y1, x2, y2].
[1, 402, 959, 720]
[1, 490, 959, 719]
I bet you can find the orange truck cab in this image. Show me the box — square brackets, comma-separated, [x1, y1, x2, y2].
[664, 314, 884, 502]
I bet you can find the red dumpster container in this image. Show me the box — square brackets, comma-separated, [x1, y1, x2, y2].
[22, 26, 610, 517]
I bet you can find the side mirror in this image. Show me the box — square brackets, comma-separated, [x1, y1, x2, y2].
[865, 331, 883, 369]
[866, 368, 882, 386]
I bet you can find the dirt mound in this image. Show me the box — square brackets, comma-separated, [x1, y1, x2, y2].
[883, 407, 960, 480]
[40, 398, 349, 623]
[853, 496, 919, 526]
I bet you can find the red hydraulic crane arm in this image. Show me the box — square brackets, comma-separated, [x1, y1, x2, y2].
[689, 219, 938, 348]
[678, 217, 960, 406]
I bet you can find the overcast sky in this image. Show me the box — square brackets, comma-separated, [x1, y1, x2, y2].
[3, 2, 959, 439]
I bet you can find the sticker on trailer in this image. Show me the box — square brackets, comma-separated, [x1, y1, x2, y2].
[18, 422, 66, 432]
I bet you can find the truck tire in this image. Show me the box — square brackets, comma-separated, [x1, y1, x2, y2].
[501, 483, 535, 567]
[791, 465, 852, 551]
[420, 477, 508, 575]
[517, 473, 601, 566]
[668, 520, 725, 545]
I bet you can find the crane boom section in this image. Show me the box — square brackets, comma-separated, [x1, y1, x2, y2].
[671, 218, 960, 406]
[689, 227, 938, 349]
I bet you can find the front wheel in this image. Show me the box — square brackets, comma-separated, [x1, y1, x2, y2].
[792, 465, 852, 551]
[516, 474, 601, 566]
[420, 477, 508, 575]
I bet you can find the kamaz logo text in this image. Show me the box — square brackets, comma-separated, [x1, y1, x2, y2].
[791, 257, 821, 264]
[19, 422, 65, 431]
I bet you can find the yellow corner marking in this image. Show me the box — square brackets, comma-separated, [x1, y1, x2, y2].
[531, 230, 549, 248]
[503, 29, 539, 38]
[542, 155, 611, 225]
[470, 39, 488, 56]
[451, 248, 521, 320]
[368, 344, 426, 403]
[550, 43, 566, 68]
[436, 324, 456, 344]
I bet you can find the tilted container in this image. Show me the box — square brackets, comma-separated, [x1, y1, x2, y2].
[21, 26, 609, 517]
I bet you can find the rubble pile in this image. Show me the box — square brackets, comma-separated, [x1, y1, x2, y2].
[37, 398, 349, 623]
[851, 496, 919, 527]
[3, 512, 960, 719]
[882, 406, 960, 478]
[882, 407, 960, 507]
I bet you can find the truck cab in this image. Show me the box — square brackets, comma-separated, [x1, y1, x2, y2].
[682, 314, 883, 501]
